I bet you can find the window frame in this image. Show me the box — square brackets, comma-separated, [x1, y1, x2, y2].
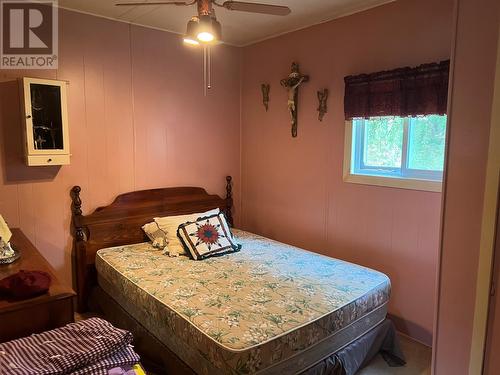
[343, 117, 444, 192]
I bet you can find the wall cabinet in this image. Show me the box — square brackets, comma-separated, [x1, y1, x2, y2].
[20, 77, 70, 166]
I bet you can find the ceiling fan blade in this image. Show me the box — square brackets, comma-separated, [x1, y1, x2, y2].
[115, 1, 192, 6]
[222, 1, 291, 16]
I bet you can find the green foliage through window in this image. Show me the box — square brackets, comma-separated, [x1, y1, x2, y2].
[408, 115, 447, 171]
[351, 115, 446, 181]
[364, 117, 404, 168]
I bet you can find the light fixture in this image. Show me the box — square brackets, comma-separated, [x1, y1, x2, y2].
[183, 16, 200, 46]
[183, 14, 221, 45]
[181, 10, 222, 96]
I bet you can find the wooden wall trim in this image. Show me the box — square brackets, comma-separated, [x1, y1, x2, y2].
[468, 16, 500, 374]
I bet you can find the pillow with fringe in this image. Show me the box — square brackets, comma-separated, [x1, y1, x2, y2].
[177, 213, 240, 260]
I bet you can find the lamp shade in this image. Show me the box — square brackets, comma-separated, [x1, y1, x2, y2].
[183, 16, 200, 45]
[186, 16, 200, 36]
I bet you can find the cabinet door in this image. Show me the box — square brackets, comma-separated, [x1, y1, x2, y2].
[22, 78, 70, 158]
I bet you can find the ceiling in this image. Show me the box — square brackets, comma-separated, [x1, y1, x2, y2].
[58, 0, 395, 46]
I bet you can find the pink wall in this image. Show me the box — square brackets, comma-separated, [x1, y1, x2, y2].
[0, 0, 462, 351]
[0, 10, 241, 286]
[434, 0, 500, 372]
[240, 0, 453, 346]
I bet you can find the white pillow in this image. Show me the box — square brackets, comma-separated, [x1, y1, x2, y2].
[154, 208, 220, 256]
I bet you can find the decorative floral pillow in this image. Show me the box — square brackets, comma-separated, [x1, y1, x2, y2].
[177, 213, 241, 260]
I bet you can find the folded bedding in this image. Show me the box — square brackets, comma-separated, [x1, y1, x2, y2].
[0, 318, 140, 375]
[71, 346, 141, 375]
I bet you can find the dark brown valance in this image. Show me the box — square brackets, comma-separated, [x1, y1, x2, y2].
[344, 60, 450, 120]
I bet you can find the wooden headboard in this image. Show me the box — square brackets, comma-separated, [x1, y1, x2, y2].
[70, 176, 233, 312]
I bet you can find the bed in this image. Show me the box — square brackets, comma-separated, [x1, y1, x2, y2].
[70, 176, 404, 374]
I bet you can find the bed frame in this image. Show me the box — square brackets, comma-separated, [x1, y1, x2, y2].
[70, 176, 233, 314]
[69, 176, 403, 374]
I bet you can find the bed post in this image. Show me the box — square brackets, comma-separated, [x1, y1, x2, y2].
[225, 176, 234, 227]
[70, 186, 88, 312]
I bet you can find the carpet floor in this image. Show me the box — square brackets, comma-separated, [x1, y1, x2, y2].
[359, 334, 431, 375]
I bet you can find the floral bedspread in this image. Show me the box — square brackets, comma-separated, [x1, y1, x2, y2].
[96, 230, 390, 374]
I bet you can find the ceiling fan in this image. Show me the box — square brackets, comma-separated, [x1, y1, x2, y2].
[115, 0, 292, 45]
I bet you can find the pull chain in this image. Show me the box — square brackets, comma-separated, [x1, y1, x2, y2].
[207, 46, 212, 90]
[203, 46, 207, 96]
[202, 46, 213, 96]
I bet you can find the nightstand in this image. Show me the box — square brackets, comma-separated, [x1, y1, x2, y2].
[0, 228, 75, 343]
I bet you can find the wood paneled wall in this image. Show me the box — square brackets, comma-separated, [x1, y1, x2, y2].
[240, 0, 454, 346]
[0, 9, 241, 285]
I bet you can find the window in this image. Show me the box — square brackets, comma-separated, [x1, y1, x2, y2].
[344, 115, 447, 192]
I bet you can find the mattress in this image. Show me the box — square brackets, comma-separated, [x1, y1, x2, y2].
[95, 230, 390, 374]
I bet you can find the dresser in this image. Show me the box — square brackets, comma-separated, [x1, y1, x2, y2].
[0, 228, 75, 343]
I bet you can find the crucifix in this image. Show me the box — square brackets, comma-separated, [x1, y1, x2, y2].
[280, 62, 309, 137]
